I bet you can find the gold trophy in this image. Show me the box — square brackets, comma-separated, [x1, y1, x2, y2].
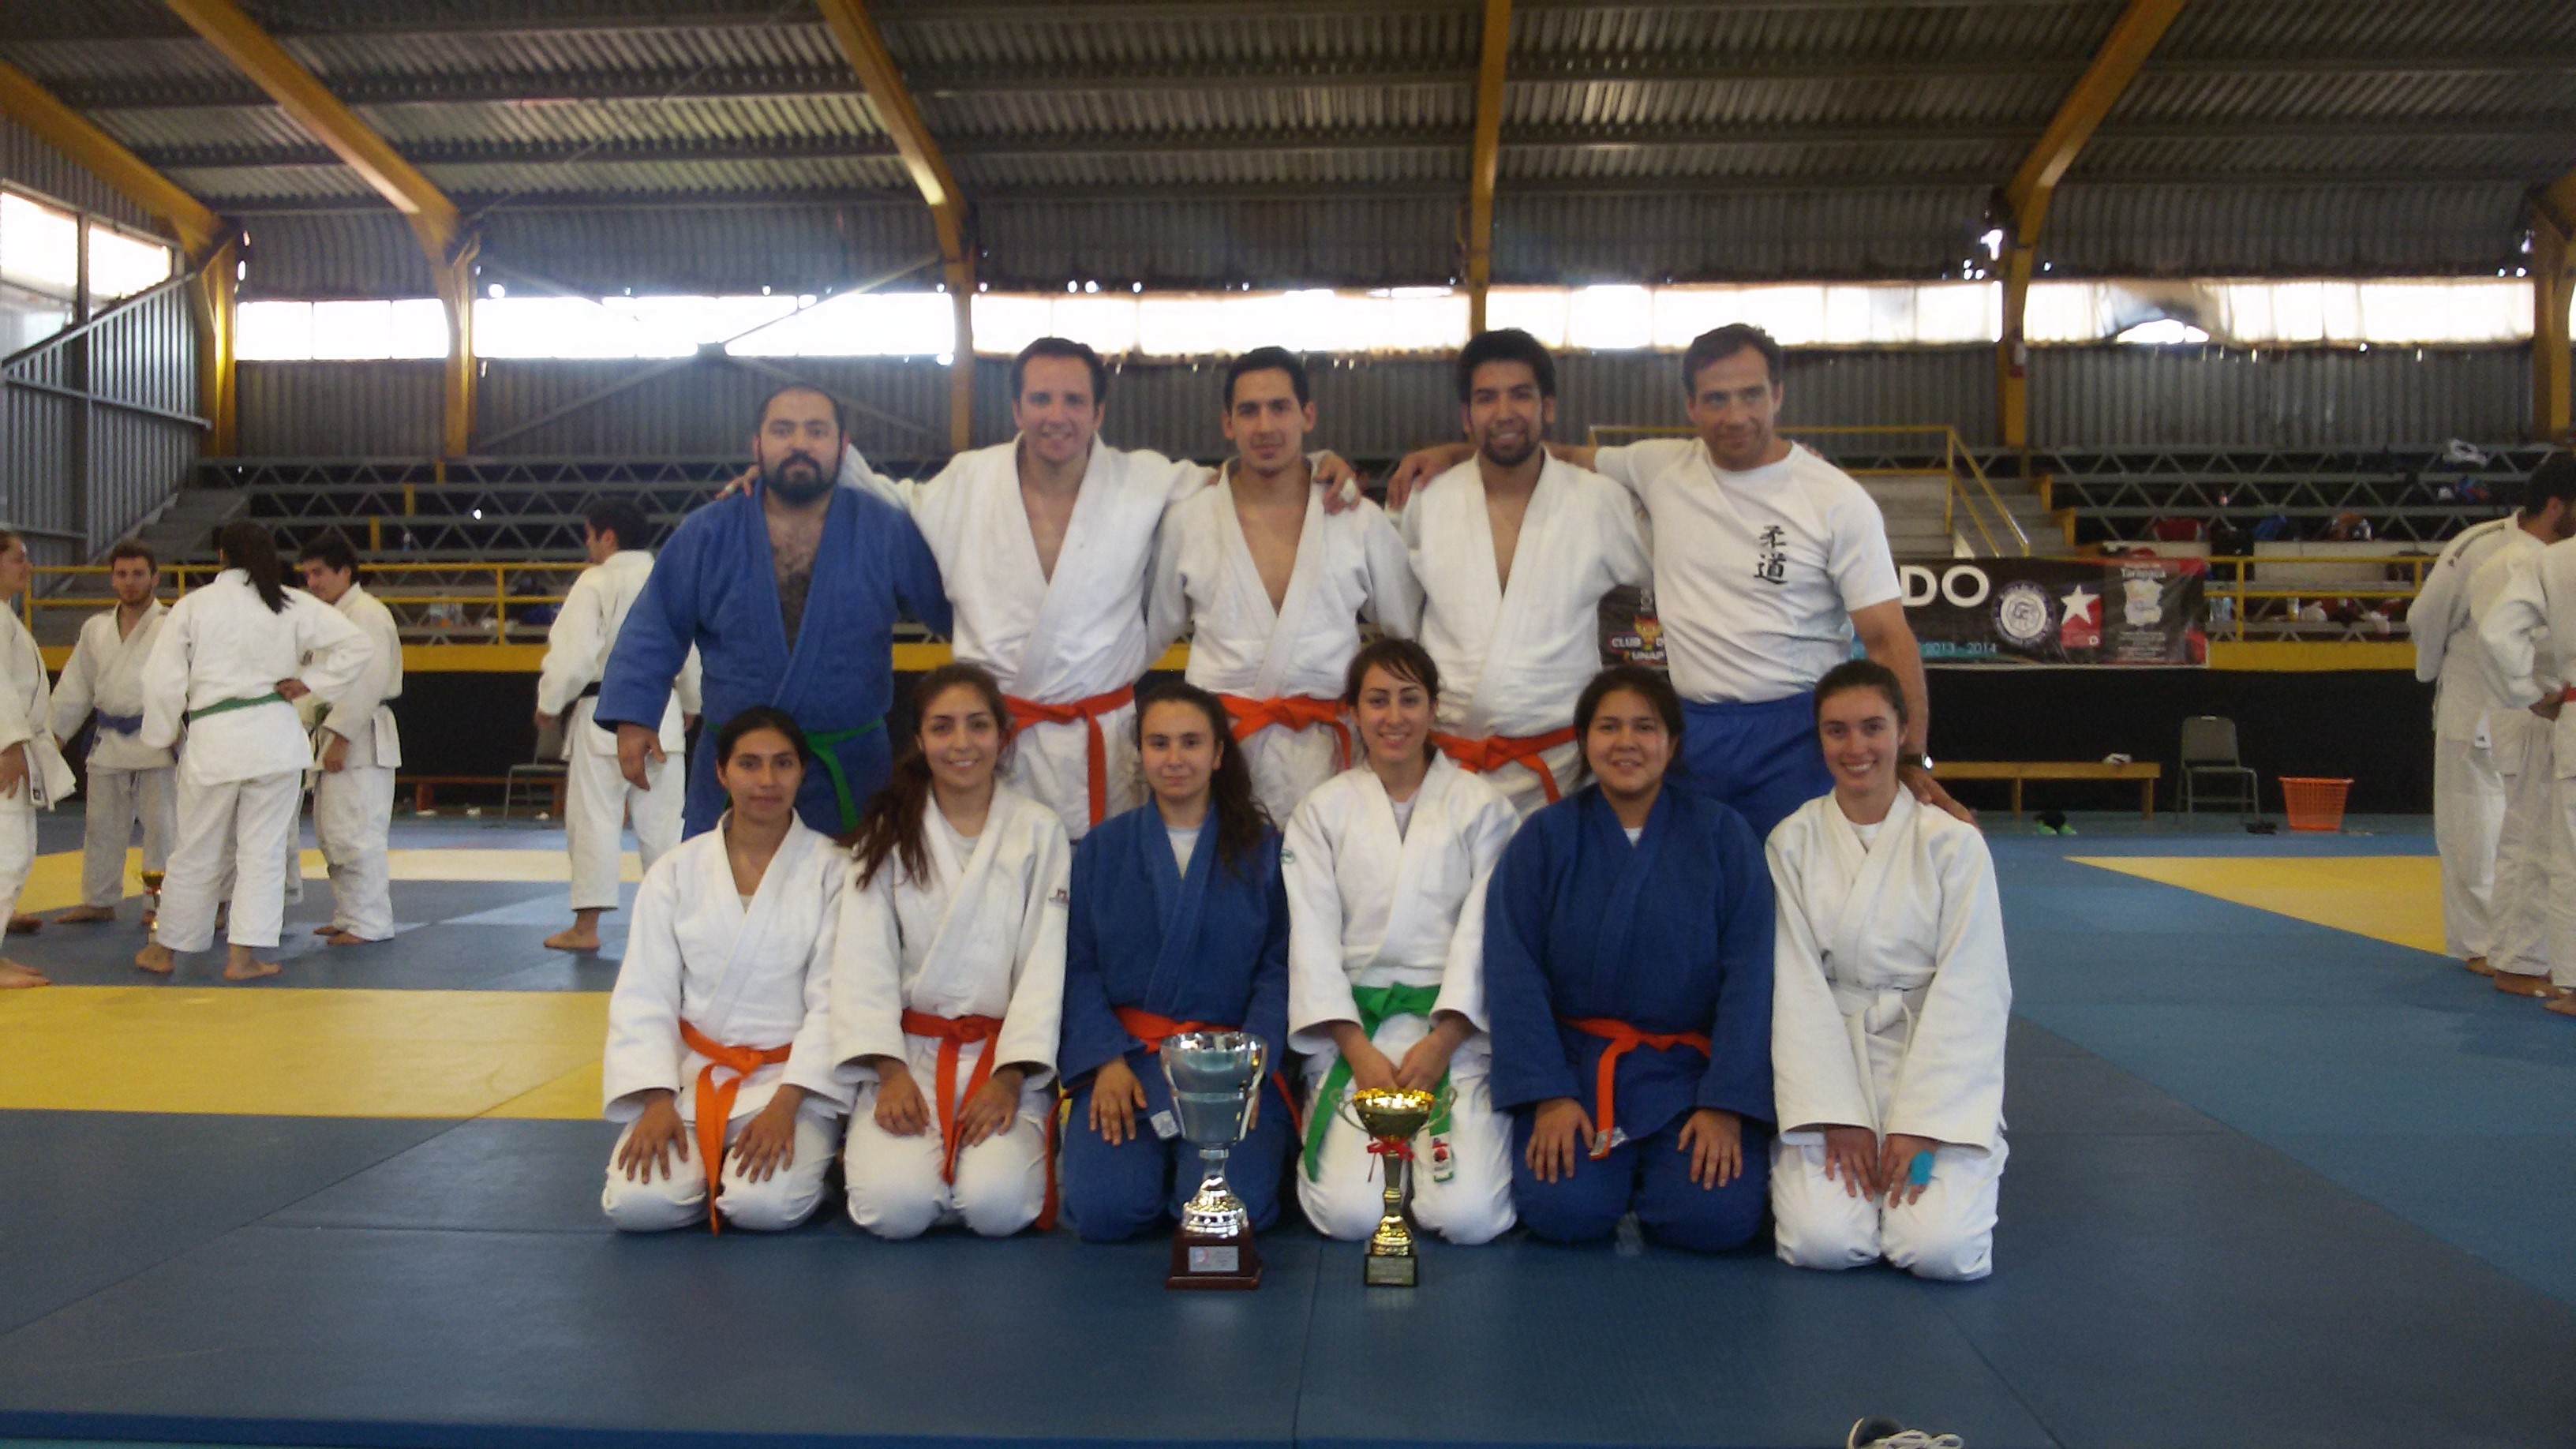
[140, 870, 164, 938]
[1351, 1086, 1437, 1286]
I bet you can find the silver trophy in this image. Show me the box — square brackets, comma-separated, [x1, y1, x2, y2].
[1162, 1029, 1267, 1290]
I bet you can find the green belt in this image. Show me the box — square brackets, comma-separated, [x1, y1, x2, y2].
[1301, 982, 1453, 1181]
[186, 691, 285, 724]
[804, 719, 886, 832]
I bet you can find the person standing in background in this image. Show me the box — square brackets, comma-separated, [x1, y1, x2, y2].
[51, 541, 175, 929]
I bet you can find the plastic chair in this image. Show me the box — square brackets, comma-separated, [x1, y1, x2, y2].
[2178, 716, 2259, 817]
[503, 720, 568, 822]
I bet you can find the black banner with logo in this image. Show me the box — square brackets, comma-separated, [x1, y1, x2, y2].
[1600, 556, 2207, 669]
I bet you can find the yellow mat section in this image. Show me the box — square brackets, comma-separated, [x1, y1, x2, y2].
[2070, 855, 2444, 955]
[14, 847, 642, 913]
[0, 986, 608, 1119]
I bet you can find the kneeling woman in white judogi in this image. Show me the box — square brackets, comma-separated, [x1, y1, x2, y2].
[601, 706, 852, 1233]
[833, 663, 1070, 1238]
[1286, 638, 1522, 1245]
[1767, 658, 2011, 1281]
[137, 522, 369, 982]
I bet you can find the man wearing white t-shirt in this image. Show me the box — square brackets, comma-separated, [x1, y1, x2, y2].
[1389, 324, 1953, 836]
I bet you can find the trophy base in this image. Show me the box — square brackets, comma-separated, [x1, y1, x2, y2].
[1363, 1249, 1418, 1287]
[1166, 1224, 1263, 1290]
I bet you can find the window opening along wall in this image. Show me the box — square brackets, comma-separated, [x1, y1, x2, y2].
[0, 187, 176, 356]
[232, 277, 2563, 364]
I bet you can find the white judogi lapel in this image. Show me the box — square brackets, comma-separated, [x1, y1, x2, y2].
[54, 601, 174, 771]
[0, 608, 74, 807]
[829, 783, 1071, 1084]
[1401, 455, 1649, 739]
[601, 817, 852, 1124]
[1282, 755, 1521, 1073]
[1767, 789, 2011, 1151]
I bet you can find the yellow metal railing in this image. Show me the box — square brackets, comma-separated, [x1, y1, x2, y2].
[2196, 554, 2431, 642]
[24, 561, 586, 639]
[1584, 422, 2033, 557]
[1786, 425, 2031, 559]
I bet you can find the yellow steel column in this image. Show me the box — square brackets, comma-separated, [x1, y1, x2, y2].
[948, 256, 975, 454]
[163, 0, 477, 455]
[192, 238, 238, 453]
[816, 0, 976, 453]
[2536, 177, 2576, 442]
[1466, 0, 1511, 335]
[1994, 0, 2187, 449]
[430, 232, 480, 459]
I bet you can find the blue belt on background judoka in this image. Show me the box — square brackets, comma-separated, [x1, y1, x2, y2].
[94, 710, 144, 735]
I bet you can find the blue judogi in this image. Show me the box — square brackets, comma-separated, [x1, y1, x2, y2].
[595, 479, 950, 837]
[1058, 804, 1293, 1243]
[1672, 692, 1832, 840]
[1485, 784, 1776, 1251]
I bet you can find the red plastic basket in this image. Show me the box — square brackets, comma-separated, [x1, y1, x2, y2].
[2280, 777, 2352, 833]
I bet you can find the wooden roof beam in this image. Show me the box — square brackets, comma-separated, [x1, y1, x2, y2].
[163, 0, 477, 459]
[1466, 0, 1511, 333]
[814, 0, 974, 453]
[1995, 0, 2187, 451]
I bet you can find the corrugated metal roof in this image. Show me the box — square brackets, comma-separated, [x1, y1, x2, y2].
[2151, 0, 2576, 60]
[6, 1, 2568, 287]
[1497, 187, 1993, 283]
[0, 116, 155, 229]
[2041, 183, 2533, 277]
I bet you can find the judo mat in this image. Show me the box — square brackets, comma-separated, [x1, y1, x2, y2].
[2, 812, 2571, 1449]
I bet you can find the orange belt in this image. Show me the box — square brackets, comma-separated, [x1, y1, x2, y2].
[1435, 725, 1578, 803]
[899, 1009, 1007, 1183]
[676, 1020, 795, 1234]
[1219, 694, 1352, 772]
[1561, 1016, 1713, 1160]
[1006, 683, 1136, 827]
[1114, 1005, 1302, 1133]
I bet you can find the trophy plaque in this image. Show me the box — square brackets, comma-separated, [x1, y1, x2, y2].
[1351, 1086, 1437, 1287]
[1162, 1030, 1267, 1290]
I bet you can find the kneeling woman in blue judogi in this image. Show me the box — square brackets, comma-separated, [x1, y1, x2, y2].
[1767, 658, 2010, 1282]
[1485, 664, 1777, 1251]
[601, 707, 853, 1232]
[1058, 681, 1293, 1241]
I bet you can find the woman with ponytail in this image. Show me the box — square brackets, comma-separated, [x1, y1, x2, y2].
[1056, 680, 1293, 1244]
[830, 663, 1070, 1238]
[136, 522, 373, 981]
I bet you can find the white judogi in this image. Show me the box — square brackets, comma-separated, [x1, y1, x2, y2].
[1284, 756, 1521, 1245]
[140, 571, 370, 953]
[310, 583, 402, 940]
[830, 784, 1069, 1238]
[2410, 515, 2527, 962]
[2481, 536, 2576, 989]
[1148, 471, 1423, 825]
[2465, 531, 2553, 977]
[0, 606, 77, 922]
[51, 601, 175, 909]
[601, 818, 852, 1232]
[1766, 790, 2012, 1282]
[846, 439, 1206, 840]
[537, 550, 699, 913]
[1592, 438, 1901, 706]
[1398, 455, 1650, 815]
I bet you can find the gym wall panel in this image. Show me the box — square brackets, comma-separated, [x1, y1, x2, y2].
[2027, 345, 2531, 449]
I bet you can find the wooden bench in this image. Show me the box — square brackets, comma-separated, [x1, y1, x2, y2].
[1930, 761, 2162, 820]
[404, 773, 564, 815]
